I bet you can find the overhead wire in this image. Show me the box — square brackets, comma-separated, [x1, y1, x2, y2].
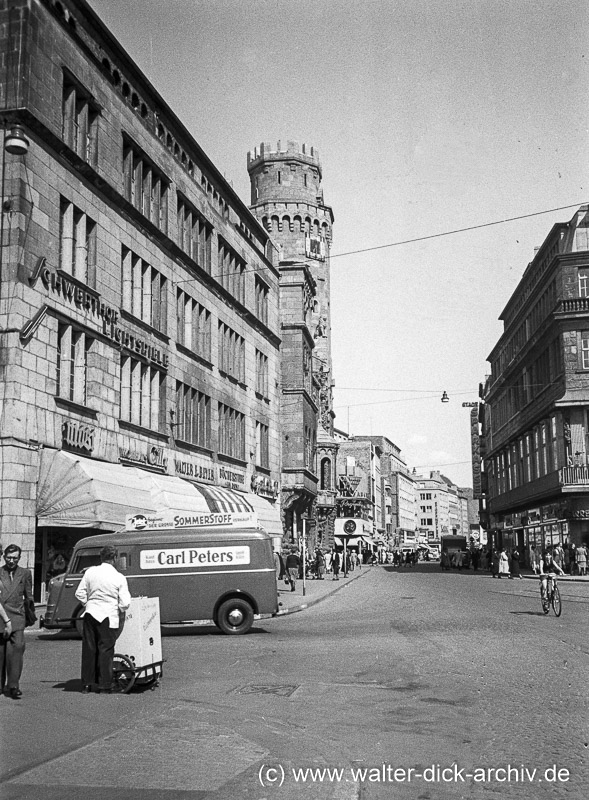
[172, 200, 587, 285]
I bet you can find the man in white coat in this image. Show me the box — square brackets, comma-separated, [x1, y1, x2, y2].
[75, 544, 131, 693]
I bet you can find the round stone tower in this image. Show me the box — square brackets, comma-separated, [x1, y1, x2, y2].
[247, 139, 335, 433]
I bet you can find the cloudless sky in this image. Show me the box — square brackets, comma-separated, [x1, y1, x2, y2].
[89, 0, 589, 487]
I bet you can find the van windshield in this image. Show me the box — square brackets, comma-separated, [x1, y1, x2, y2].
[70, 550, 101, 573]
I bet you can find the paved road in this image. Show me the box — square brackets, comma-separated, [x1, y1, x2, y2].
[1, 565, 587, 800]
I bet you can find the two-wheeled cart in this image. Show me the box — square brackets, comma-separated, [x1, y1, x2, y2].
[113, 596, 164, 693]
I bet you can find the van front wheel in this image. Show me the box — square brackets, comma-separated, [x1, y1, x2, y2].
[216, 598, 254, 635]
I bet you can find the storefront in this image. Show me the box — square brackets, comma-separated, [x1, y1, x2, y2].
[34, 449, 282, 601]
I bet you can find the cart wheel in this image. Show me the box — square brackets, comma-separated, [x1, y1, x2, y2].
[113, 654, 136, 693]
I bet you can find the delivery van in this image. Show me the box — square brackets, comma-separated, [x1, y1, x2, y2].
[42, 515, 279, 635]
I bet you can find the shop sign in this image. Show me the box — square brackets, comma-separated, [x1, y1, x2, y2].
[218, 466, 246, 490]
[119, 445, 168, 472]
[35, 260, 168, 369]
[62, 420, 95, 453]
[35, 259, 118, 326]
[471, 408, 483, 499]
[570, 508, 589, 519]
[126, 510, 257, 531]
[251, 472, 279, 499]
[527, 508, 541, 523]
[173, 457, 215, 483]
[102, 320, 169, 369]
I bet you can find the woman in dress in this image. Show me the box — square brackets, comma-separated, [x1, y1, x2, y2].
[498, 547, 510, 579]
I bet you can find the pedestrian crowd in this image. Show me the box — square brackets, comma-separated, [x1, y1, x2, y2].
[274, 545, 372, 591]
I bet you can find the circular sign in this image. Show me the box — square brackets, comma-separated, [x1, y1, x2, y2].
[343, 520, 357, 534]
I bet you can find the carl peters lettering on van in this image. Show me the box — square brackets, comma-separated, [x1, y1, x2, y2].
[140, 546, 250, 569]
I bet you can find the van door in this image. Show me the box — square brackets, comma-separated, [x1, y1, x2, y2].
[58, 547, 102, 629]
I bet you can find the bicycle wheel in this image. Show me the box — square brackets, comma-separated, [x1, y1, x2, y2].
[551, 585, 562, 617]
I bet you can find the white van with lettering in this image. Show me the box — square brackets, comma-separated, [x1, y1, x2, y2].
[42, 512, 279, 635]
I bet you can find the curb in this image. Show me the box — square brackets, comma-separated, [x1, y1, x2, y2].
[268, 567, 369, 618]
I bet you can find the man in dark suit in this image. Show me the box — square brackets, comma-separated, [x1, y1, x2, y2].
[0, 544, 33, 699]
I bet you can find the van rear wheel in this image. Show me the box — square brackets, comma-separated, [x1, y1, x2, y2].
[216, 598, 254, 635]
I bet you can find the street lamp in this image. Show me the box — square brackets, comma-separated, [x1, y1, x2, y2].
[4, 125, 29, 156]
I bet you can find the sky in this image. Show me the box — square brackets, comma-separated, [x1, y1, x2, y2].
[89, 0, 589, 487]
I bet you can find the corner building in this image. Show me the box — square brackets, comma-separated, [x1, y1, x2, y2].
[481, 206, 589, 558]
[0, 0, 282, 599]
[247, 141, 338, 546]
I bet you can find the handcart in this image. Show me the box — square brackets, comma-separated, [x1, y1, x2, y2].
[113, 596, 164, 694]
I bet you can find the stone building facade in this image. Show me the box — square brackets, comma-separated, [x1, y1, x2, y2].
[0, 0, 282, 599]
[247, 140, 338, 548]
[481, 205, 589, 558]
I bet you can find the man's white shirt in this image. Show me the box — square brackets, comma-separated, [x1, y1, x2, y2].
[75, 562, 131, 627]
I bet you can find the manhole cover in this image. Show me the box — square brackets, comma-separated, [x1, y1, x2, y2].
[232, 684, 299, 697]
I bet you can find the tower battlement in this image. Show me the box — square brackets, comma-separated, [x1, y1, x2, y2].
[247, 140, 321, 176]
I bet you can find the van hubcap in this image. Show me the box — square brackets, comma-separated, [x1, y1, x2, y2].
[228, 608, 244, 626]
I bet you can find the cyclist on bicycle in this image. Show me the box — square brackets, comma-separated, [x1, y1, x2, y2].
[539, 549, 564, 601]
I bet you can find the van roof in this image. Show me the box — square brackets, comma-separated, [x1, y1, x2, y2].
[74, 526, 272, 549]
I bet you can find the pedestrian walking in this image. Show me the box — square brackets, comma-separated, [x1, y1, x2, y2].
[315, 549, 326, 580]
[332, 550, 341, 580]
[510, 547, 522, 579]
[498, 547, 510, 579]
[284, 548, 300, 592]
[530, 545, 540, 575]
[441, 550, 451, 571]
[569, 543, 577, 576]
[491, 548, 500, 578]
[576, 544, 587, 576]
[0, 544, 33, 699]
[74, 544, 131, 694]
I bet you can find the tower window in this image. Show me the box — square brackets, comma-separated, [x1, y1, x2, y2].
[277, 170, 281, 184]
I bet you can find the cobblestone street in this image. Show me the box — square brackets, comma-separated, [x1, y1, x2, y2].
[1, 564, 587, 800]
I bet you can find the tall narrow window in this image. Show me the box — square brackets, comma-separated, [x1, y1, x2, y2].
[119, 355, 165, 431]
[217, 240, 246, 304]
[255, 350, 269, 397]
[255, 421, 269, 469]
[59, 198, 97, 287]
[218, 403, 245, 460]
[255, 277, 269, 326]
[176, 289, 211, 360]
[579, 269, 589, 298]
[218, 322, 245, 383]
[57, 324, 92, 405]
[121, 247, 167, 333]
[123, 137, 168, 232]
[582, 333, 589, 369]
[175, 382, 211, 448]
[62, 73, 99, 165]
[177, 196, 212, 273]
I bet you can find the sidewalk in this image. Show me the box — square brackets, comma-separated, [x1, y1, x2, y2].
[272, 563, 369, 617]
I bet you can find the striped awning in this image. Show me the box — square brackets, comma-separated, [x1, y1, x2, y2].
[194, 484, 256, 515]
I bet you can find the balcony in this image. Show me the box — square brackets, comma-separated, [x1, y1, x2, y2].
[556, 298, 589, 315]
[559, 465, 589, 487]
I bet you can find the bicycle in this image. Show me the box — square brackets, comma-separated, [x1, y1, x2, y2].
[540, 573, 562, 617]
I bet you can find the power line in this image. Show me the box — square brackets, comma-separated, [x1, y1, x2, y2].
[172, 201, 587, 286]
[329, 202, 587, 260]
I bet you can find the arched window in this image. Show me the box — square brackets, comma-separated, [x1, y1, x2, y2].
[320, 457, 331, 490]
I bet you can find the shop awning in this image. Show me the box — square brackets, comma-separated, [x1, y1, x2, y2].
[36, 450, 282, 536]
